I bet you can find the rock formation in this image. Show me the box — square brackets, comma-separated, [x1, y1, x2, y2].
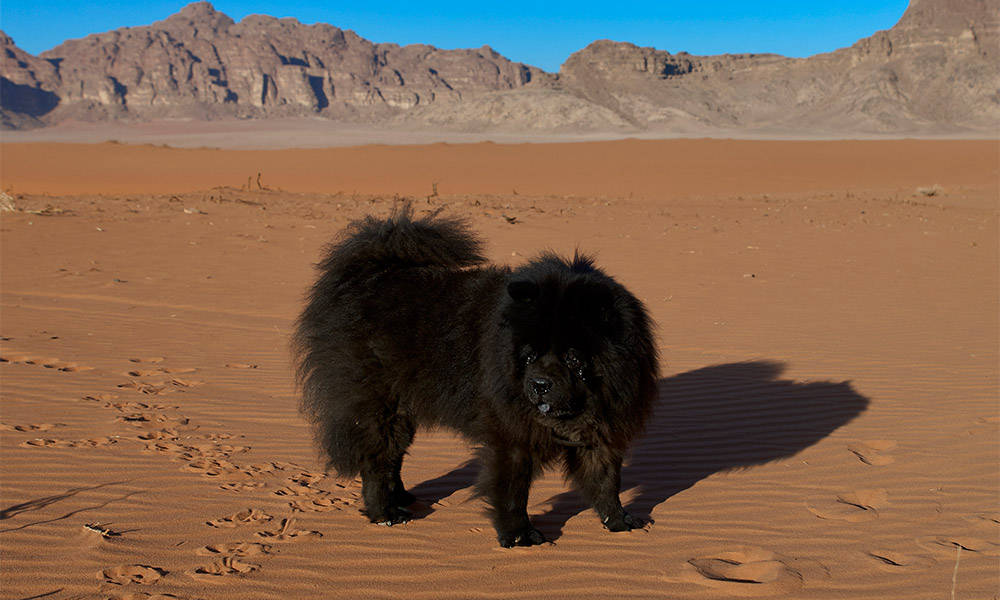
[557, 0, 999, 134]
[1, 0, 996, 134]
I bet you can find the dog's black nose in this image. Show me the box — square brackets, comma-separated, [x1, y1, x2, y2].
[531, 378, 552, 396]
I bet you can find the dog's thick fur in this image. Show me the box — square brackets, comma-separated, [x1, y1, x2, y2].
[294, 207, 658, 547]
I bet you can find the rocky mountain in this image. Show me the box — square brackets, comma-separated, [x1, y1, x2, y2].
[1, 0, 997, 134]
[1, 2, 555, 129]
[558, 0, 999, 134]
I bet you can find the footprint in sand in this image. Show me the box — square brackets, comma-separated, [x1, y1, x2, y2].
[255, 517, 322, 542]
[117, 413, 191, 428]
[670, 547, 826, 596]
[206, 508, 273, 528]
[288, 495, 352, 512]
[271, 472, 326, 497]
[270, 471, 351, 512]
[220, 481, 266, 492]
[129, 357, 165, 364]
[107, 593, 188, 600]
[184, 457, 242, 478]
[917, 535, 1000, 557]
[197, 541, 271, 557]
[287, 471, 326, 486]
[127, 369, 166, 377]
[191, 556, 260, 580]
[168, 376, 203, 388]
[117, 380, 173, 396]
[847, 440, 897, 466]
[866, 549, 936, 572]
[126, 367, 198, 377]
[100, 564, 167, 585]
[107, 400, 178, 412]
[143, 440, 190, 456]
[0, 422, 64, 432]
[21, 436, 118, 449]
[806, 489, 888, 522]
[137, 428, 180, 441]
[0, 353, 94, 372]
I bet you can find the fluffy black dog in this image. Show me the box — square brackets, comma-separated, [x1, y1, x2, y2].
[294, 207, 658, 547]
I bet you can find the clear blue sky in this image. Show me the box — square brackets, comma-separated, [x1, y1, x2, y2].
[1, 1, 910, 72]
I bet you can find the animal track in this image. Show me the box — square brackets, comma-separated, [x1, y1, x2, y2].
[806, 489, 888, 522]
[847, 440, 897, 465]
[0, 422, 64, 432]
[117, 380, 174, 396]
[917, 535, 1000, 556]
[192, 556, 260, 580]
[670, 547, 821, 595]
[267, 471, 355, 512]
[1, 353, 94, 372]
[220, 481, 266, 492]
[255, 517, 322, 542]
[866, 549, 935, 571]
[126, 367, 197, 377]
[197, 541, 271, 557]
[100, 564, 167, 585]
[21, 436, 118, 448]
[206, 508, 273, 528]
[106, 593, 188, 600]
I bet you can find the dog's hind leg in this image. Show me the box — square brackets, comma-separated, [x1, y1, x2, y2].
[360, 414, 416, 525]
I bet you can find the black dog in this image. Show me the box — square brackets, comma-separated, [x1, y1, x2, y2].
[294, 207, 658, 547]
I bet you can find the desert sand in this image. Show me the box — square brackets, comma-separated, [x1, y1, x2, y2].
[1, 139, 997, 599]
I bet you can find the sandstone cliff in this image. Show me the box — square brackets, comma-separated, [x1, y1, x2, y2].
[2, 2, 553, 127]
[557, 0, 999, 134]
[1, 0, 996, 134]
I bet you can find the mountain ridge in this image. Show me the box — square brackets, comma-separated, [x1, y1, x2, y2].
[2, 0, 996, 135]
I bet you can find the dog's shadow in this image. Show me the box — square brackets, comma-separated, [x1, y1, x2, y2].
[408, 360, 870, 540]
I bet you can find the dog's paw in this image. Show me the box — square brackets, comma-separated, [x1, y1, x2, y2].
[368, 506, 412, 526]
[497, 525, 547, 548]
[602, 510, 645, 532]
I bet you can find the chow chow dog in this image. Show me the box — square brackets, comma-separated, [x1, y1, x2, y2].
[294, 207, 658, 546]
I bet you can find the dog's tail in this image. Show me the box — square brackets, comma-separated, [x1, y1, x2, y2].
[316, 204, 486, 281]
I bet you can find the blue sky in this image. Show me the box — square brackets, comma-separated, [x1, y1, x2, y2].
[1, 1, 910, 72]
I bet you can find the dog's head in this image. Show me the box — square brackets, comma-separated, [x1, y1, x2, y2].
[504, 254, 623, 422]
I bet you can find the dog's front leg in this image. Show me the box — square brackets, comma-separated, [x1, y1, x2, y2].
[479, 444, 546, 547]
[567, 448, 644, 532]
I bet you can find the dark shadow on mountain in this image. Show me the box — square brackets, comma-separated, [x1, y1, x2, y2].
[0, 77, 59, 117]
[536, 360, 870, 541]
[308, 75, 329, 110]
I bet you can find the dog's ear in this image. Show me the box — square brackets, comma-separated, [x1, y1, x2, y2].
[507, 280, 540, 303]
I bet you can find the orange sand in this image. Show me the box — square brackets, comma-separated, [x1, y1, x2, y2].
[1, 139, 997, 599]
[3, 139, 996, 197]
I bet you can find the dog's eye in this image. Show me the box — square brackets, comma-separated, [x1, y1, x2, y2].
[524, 351, 538, 366]
[564, 352, 588, 381]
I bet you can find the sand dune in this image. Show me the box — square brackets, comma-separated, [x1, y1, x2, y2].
[1, 139, 997, 599]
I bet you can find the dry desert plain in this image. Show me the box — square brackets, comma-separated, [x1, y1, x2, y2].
[0, 138, 998, 599]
